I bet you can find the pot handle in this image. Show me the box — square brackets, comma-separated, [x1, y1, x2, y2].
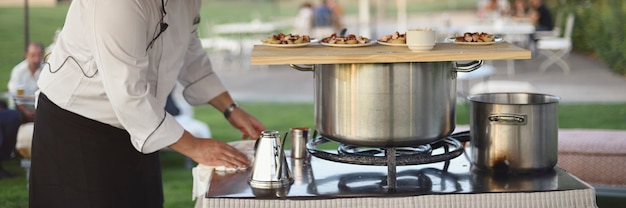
[453, 60, 483, 73]
[488, 114, 527, 125]
[289, 64, 314, 72]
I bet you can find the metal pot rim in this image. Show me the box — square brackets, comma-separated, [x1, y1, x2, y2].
[468, 92, 560, 105]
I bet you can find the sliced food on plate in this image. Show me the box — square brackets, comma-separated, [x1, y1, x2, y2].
[378, 31, 406, 45]
[454, 32, 497, 43]
[261, 33, 312, 45]
[320, 33, 371, 45]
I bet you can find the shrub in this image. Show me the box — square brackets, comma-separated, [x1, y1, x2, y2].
[547, 0, 626, 75]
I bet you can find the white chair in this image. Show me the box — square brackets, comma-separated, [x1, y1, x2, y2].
[536, 13, 575, 74]
[535, 11, 564, 40]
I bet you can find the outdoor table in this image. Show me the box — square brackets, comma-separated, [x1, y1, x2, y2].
[195, 148, 597, 208]
[13, 95, 36, 107]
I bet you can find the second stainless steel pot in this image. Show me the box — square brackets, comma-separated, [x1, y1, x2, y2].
[468, 93, 560, 174]
[292, 61, 482, 147]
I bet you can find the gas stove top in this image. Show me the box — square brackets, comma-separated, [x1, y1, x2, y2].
[205, 147, 588, 199]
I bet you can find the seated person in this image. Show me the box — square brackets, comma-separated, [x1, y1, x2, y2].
[0, 100, 21, 179]
[312, 0, 339, 39]
[7, 42, 44, 123]
[527, 0, 554, 47]
[528, 0, 554, 31]
[293, 2, 314, 36]
[477, 0, 510, 19]
[510, 0, 529, 19]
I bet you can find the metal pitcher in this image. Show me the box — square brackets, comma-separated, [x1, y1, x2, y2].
[248, 130, 293, 188]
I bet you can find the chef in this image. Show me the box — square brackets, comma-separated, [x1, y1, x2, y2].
[30, 0, 265, 207]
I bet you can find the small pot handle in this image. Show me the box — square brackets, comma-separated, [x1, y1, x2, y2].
[289, 64, 315, 72]
[488, 114, 527, 125]
[453, 60, 483, 73]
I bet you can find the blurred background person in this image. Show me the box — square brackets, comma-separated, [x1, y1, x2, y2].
[528, 0, 554, 31]
[327, 0, 344, 30]
[312, 0, 339, 38]
[477, 0, 510, 20]
[293, 2, 314, 35]
[0, 100, 21, 179]
[7, 42, 44, 123]
[511, 0, 529, 19]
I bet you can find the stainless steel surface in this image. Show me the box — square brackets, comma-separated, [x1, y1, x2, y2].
[291, 158, 313, 186]
[468, 93, 560, 173]
[312, 61, 482, 147]
[206, 148, 592, 199]
[290, 127, 310, 159]
[248, 130, 294, 188]
[472, 169, 559, 192]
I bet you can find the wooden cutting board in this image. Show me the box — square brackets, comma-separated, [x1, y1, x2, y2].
[250, 42, 531, 65]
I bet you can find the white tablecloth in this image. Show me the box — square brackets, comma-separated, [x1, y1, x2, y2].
[197, 188, 597, 208]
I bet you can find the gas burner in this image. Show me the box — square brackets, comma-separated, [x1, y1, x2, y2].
[338, 143, 433, 158]
[306, 136, 464, 166]
[306, 132, 468, 190]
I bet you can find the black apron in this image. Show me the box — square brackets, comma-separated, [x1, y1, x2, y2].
[29, 93, 164, 208]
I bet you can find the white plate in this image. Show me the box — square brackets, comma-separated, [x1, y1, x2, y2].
[261, 39, 318, 48]
[377, 41, 406, 47]
[445, 36, 504, 45]
[320, 40, 377, 47]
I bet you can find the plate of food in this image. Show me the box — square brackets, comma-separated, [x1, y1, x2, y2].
[260, 33, 317, 48]
[377, 31, 407, 46]
[319, 33, 375, 47]
[377, 41, 406, 46]
[320, 40, 377, 47]
[446, 32, 503, 45]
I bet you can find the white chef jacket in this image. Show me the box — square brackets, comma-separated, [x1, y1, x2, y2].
[8, 60, 42, 96]
[38, 0, 226, 153]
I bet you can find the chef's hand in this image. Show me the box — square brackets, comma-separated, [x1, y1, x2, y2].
[227, 107, 265, 140]
[169, 131, 250, 168]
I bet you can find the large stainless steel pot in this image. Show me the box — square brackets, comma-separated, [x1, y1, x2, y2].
[468, 93, 560, 174]
[290, 60, 482, 147]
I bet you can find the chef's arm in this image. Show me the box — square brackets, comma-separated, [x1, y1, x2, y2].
[208, 91, 236, 116]
[208, 91, 266, 140]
